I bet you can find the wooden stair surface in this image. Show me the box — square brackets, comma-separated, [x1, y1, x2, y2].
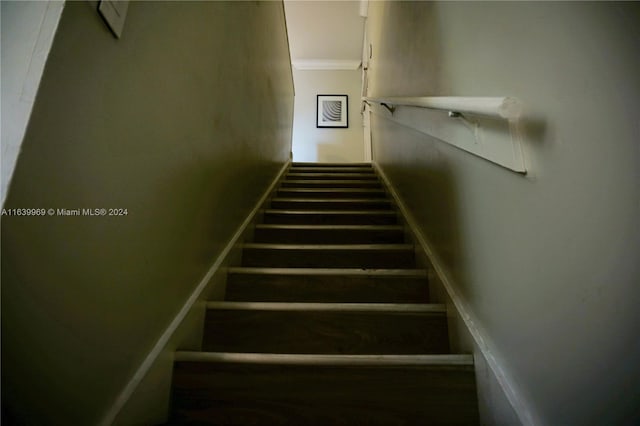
[262, 209, 398, 225]
[169, 163, 479, 424]
[270, 197, 393, 210]
[285, 172, 379, 180]
[202, 302, 450, 354]
[276, 187, 387, 199]
[253, 224, 405, 244]
[225, 268, 430, 303]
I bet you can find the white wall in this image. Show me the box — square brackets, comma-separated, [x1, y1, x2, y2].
[291, 69, 364, 162]
[1, 0, 64, 206]
[367, 2, 640, 425]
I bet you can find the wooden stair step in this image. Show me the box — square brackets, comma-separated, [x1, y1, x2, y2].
[202, 302, 449, 354]
[290, 167, 375, 174]
[241, 243, 415, 268]
[270, 198, 393, 211]
[277, 188, 386, 199]
[291, 162, 372, 168]
[281, 180, 382, 189]
[263, 210, 397, 225]
[253, 224, 405, 244]
[286, 173, 378, 180]
[225, 267, 429, 303]
[171, 352, 479, 425]
[167, 162, 480, 425]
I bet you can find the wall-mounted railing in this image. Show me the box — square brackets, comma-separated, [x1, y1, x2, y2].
[363, 96, 527, 174]
[363, 96, 522, 120]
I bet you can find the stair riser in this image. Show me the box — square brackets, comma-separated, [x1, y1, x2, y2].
[281, 181, 382, 189]
[270, 200, 392, 211]
[202, 310, 448, 354]
[277, 189, 386, 199]
[291, 163, 371, 168]
[253, 227, 404, 244]
[241, 248, 415, 268]
[225, 273, 429, 303]
[171, 362, 478, 424]
[289, 168, 375, 174]
[285, 173, 378, 180]
[263, 212, 397, 225]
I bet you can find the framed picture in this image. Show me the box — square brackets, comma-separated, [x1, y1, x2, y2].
[98, 0, 130, 38]
[317, 95, 348, 128]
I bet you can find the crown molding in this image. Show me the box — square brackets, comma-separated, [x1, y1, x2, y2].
[292, 59, 362, 70]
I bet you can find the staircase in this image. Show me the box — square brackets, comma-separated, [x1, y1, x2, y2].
[168, 163, 479, 424]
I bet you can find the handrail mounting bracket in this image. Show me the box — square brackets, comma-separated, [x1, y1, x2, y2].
[381, 103, 396, 114]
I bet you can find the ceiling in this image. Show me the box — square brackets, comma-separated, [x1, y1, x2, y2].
[284, 0, 365, 66]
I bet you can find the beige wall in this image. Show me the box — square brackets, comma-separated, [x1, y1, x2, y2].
[1, 2, 293, 424]
[292, 69, 364, 162]
[367, 2, 640, 425]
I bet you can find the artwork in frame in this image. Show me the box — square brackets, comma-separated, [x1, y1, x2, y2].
[317, 95, 348, 128]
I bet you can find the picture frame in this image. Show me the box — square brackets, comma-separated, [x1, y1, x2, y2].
[98, 0, 130, 39]
[316, 95, 348, 128]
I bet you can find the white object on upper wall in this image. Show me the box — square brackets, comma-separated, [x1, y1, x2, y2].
[98, 0, 129, 38]
[359, 0, 369, 18]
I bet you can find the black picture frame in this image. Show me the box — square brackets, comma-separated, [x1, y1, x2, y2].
[316, 95, 348, 128]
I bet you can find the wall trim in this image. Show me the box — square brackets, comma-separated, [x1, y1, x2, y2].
[292, 59, 362, 70]
[98, 161, 291, 426]
[373, 162, 540, 426]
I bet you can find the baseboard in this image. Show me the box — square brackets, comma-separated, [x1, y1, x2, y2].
[99, 161, 291, 426]
[373, 162, 539, 426]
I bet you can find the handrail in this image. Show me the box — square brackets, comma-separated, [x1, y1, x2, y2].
[362, 95, 527, 173]
[363, 96, 522, 121]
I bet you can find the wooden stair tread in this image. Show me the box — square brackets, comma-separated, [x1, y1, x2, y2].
[271, 197, 390, 203]
[278, 188, 384, 193]
[227, 267, 427, 276]
[272, 197, 387, 201]
[262, 210, 398, 225]
[289, 169, 377, 175]
[241, 244, 415, 268]
[269, 199, 393, 211]
[290, 165, 374, 169]
[277, 188, 387, 199]
[286, 173, 378, 179]
[171, 354, 478, 424]
[175, 351, 472, 366]
[282, 180, 380, 184]
[242, 243, 412, 249]
[283, 179, 379, 183]
[224, 267, 430, 303]
[202, 302, 449, 353]
[264, 209, 395, 215]
[206, 301, 443, 312]
[281, 182, 381, 189]
[281, 181, 382, 189]
[255, 224, 402, 230]
[291, 162, 372, 167]
[253, 225, 404, 244]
